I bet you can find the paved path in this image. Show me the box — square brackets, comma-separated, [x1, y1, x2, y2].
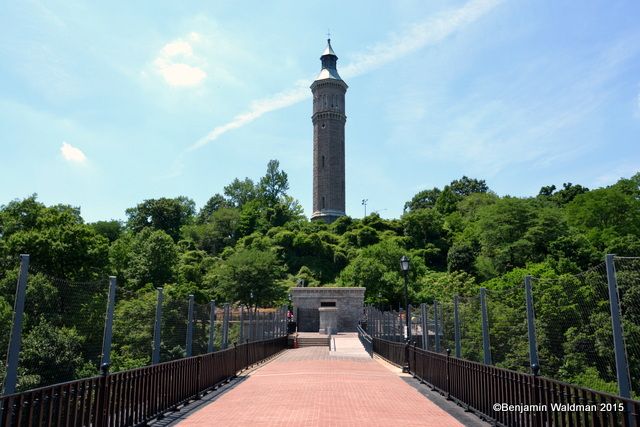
[176, 334, 466, 426]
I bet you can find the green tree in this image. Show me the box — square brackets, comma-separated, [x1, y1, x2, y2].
[211, 248, 286, 309]
[182, 207, 241, 255]
[125, 228, 178, 289]
[338, 239, 425, 306]
[126, 197, 195, 241]
[224, 178, 258, 208]
[449, 176, 489, 196]
[404, 188, 441, 212]
[197, 193, 230, 223]
[18, 321, 86, 390]
[259, 159, 289, 207]
[0, 196, 109, 280]
[89, 220, 123, 242]
[565, 184, 640, 244]
[402, 208, 448, 268]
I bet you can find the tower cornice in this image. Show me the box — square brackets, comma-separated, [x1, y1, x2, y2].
[310, 78, 348, 91]
[312, 111, 347, 123]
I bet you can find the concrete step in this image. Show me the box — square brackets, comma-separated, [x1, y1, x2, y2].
[296, 336, 330, 347]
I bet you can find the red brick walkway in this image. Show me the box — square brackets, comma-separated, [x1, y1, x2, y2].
[177, 344, 463, 426]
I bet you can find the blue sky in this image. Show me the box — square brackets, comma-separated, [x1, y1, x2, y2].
[1, 0, 639, 222]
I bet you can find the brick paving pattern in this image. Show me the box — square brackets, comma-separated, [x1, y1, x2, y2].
[178, 337, 463, 427]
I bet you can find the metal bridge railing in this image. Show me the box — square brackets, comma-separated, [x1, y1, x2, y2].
[0, 336, 287, 427]
[372, 336, 640, 427]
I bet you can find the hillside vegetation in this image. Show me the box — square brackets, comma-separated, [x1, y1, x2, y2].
[1, 160, 639, 393]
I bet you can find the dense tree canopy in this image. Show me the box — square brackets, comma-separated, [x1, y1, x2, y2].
[1, 165, 639, 394]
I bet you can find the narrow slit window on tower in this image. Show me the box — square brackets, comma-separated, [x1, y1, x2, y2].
[322, 196, 325, 209]
[322, 155, 325, 168]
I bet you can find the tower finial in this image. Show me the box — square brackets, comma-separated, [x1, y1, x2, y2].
[327, 29, 331, 42]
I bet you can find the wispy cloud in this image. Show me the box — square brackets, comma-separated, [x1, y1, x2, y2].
[153, 32, 207, 87]
[595, 163, 640, 186]
[420, 33, 640, 175]
[60, 142, 87, 164]
[189, 0, 503, 151]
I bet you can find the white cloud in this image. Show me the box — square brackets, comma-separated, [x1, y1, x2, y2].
[189, 0, 503, 151]
[341, 0, 502, 79]
[160, 40, 193, 58]
[153, 34, 207, 87]
[190, 80, 309, 151]
[60, 142, 87, 164]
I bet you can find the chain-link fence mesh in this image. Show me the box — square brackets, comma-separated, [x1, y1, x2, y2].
[14, 266, 108, 391]
[613, 257, 640, 396]
[439, 300, 455, 355]
[160, 295, 188, 362]
[486, 285, 528, 372]
[458, 295, 483, 363]
[110, 287, 155, 372]
[410, 305, 421, 344]
[532, 263, 617, 394]
[192, 302, 211, 356]
[0, 257, 286, 395]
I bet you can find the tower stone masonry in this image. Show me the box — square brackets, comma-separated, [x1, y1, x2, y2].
[310, 39, 347, 223]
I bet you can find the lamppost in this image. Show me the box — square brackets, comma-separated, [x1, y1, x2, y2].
[400, 255, 410, 372]
[400, 256, 410, 336]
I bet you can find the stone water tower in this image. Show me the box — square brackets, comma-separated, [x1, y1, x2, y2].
[310, 39, 348, 223]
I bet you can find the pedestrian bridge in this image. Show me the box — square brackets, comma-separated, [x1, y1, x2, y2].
[1, 328, 639, 427]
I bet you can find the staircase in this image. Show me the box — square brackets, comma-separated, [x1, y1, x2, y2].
[295, 333, 330, 347]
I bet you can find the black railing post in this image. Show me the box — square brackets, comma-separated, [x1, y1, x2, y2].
[412, 341, 417, 378]
[195, 356, 202, 399]
[446, 348, 451, 400]
[530, 363, 540, 427]
[531, 363, 541, 427]
[233, 342, 238, 375]
[97, 362, 110, 427]
[403, 339, 410, 373]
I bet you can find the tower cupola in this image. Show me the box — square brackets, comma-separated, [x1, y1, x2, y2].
[316, 39, 343, 81]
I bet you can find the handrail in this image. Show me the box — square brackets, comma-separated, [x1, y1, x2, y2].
[0, 336, 288, 427]
[373, 336, 640, 427]
[357, 323, 373, 357]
